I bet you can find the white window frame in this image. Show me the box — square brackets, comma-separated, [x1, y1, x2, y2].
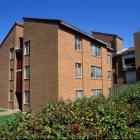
[75, 90, 83, 99]
[24, 41, 30, 55]
[75, 36, 82, 51]
[107, 54, 111, 64]
[24, 91, 30, 105]
[9, 69, 14, 81]
[75, 63, 82, 78]
[91, 89, 102, 97]
[9, 48, 14, 60]
[108, 71, 112, 80]
[91, 66, 101, 79]
[108, 88, 112, 95]
[24, 66, 30, 79]
[90, 43, 101, 57]
[8, 90, 13, 102]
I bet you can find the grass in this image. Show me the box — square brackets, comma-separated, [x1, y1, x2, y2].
[0, 115, 12, 123]
[0, 109, 6, 112]
[0, 113, 16, 123]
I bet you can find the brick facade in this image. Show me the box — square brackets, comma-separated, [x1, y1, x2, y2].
[92, 32, 123, 84]
[0, 18, 112, 112]
[134, 31, 140, 80]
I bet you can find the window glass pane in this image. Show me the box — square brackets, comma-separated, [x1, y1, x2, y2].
[91, 66, 101, 78]
[9, 91, 13, 102]
[25, 66, 30, 79]
[76, 90, 83, 99]
[24, 91, 30, 105]
[107, 55, 111, 64]
[108, 88, 111, 95]
[91, 44, 101, 57]
[75, 63, 82, 78]
[24, 41, 30, 55]
[91, 44, 96, 55]
[10, 69, 14, 80]
[10, 48, 14, 60]
[108, 71, 112, 80]
[98, 68, 101, 78]
[75, 36, 81, 51]
[98, 47, 101, 56]
[92, 89, 102, 97]
[91, 66, 95, 77]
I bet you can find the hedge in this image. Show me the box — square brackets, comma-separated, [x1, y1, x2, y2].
[0, 83, 140, 139]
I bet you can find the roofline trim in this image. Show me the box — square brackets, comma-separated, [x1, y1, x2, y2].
[23, 17, 113, 50]
[60, 21, 110, 46]
[0, 22, 23, 47]
[92, 31, 123, 40]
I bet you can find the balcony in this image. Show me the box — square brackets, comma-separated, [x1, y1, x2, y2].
[123, 63, 136, 71]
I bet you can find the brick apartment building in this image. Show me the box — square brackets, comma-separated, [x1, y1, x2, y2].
[0, 17, 113, 112]
[134, 30, 140, 81]
[92, 32, 136, 84]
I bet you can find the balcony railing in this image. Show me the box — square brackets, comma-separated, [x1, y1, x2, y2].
[123, 63, 135, 70]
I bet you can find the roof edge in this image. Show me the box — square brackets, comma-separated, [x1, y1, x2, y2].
[0, 22, 23, 47]
[23, 17, 112, 49]
[23, 17, 61, 23]
[15, 22, 23, 27]
[92, 31, 123, 41]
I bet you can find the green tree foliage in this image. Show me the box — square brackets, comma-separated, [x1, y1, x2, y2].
[0, 83, 140, 139]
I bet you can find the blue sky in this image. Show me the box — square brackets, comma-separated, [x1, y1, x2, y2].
[0, 0, 140, 48]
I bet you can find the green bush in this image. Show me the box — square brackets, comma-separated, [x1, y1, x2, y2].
[0, 83, 140, 139]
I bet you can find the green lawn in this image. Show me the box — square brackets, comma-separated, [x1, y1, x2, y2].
[0, 109, 6, 112]
[0, 114, 15, 123]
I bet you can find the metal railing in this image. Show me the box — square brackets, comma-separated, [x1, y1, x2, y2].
[110, 84, 134, 95]
[123, 63, 136, 70]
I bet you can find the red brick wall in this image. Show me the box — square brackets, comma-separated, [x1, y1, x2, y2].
[134, 31, 140, 80]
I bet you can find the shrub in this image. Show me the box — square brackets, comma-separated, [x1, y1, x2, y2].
[0, 83, 140, 139]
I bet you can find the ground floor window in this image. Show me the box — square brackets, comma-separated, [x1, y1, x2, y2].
[75, 90, 83, 99]
[24, 91, 30, 105]
[8, 90, 13, 102]
[91, 89, 102, 97]
[108, 88, 112, 95]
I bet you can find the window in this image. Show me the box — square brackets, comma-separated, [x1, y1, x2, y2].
[9, 69, 14, 80]
[108, 71, 112, 80]
[24, 66, 30, 79]
[91, 89, 102, 97]
[91, 66, 101, 79]
[108, 88, 111, 95]
[9, 48, 14, 60]
[75, 90, 83, 99]
[75, 36, 82, 51]
[90, 43, 101, 57]
[75, 63, 82, 78]
[8, 91, 13, 102]
[107, 54, 111, 64]
[24, 91, 30, 105]
[24, 41, 30, 55]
